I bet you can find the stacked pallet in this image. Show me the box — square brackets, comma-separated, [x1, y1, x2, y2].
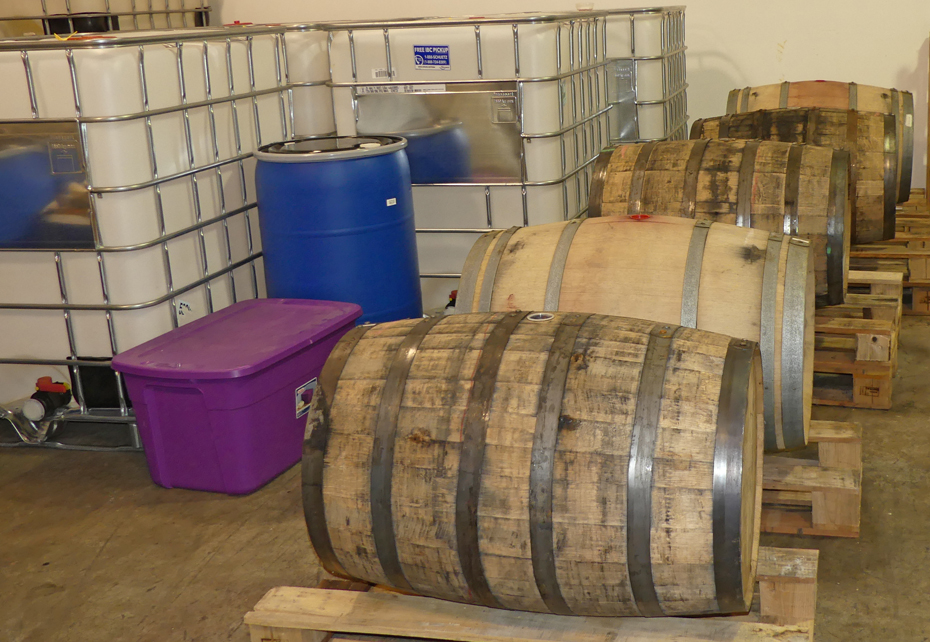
[812, 270, 902, 409]
[850, 189, 930, 315]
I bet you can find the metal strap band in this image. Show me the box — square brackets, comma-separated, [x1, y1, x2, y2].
[477, 227, 520, 313]
[587, 148, 615, 218]
[726, 89, 738, 114]
[303, 324, 372, 578]
[736, 141, 761, 228]
[717, 114, 730, 139]
[627, 323, 682, 617]
[627, 142, 657, 216]
[783, 144, 804, 236]
[456, 311, 529, 608]
[845, 109, 859, 242]
[739, 87, 750, 113]
[751, 110, 766, 140]
[899, 91, 915, 201]
[680, 219, 713, 328]
[688, 118, 705, 140]
[760, 234, 782, 452]
[780, 238, 810, 450]
[456, 231, 499, 314]
[681, 139, 710, 219]
[778, 81, 789, 109]
[712, 337, 756, 613]
[881, 114, 898, 240]
[848, 82, 858, 110]
[544, 219, 583, 310]
[529, 312, 592, 615]
[370, 315, 445, 592]
[823, 150, 850, 307]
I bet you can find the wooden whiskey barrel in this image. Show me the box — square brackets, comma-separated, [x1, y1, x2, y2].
[303, 311, 764, 617]
[587, 139, 849, 306]
[690, 108, 897, 244]
[456, 215, 814, 451]
[726, 81, 914, 202]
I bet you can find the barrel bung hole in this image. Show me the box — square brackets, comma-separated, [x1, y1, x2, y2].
[527, 312, 554, 322]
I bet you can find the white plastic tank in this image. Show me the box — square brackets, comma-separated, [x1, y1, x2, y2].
[603, 7, 688, 142]
[327, 12, 611, 311]
[0, 25, 308, 405]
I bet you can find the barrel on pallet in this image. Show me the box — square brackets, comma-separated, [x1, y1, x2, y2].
[726, 81, 914, 202]
[691, 108, 896, 244]
[303, 311, 764, 617]
[587, 139, 849, 306]
[456, 215, 814, 451]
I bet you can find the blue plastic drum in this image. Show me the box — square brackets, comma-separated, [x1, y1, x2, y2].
[254, 136, 422, 324]
[399, 121, 471, 183]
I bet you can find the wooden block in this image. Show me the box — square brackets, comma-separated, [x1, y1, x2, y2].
[243, 569, 816, 642]
[756, 548, 818, 627]
[762, 421, 862, 537]
[856, 332, 891, 361]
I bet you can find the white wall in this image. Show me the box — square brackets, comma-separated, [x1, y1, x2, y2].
[217, 0, 929, 187]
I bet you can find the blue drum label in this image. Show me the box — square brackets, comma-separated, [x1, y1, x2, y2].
[414, 45, 450, 70]
[296, 378, 317, 419]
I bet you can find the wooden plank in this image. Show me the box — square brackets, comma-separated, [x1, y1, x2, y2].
[762, 459, 859, 493]
[808, 420, 862, 443]
[244, 584, 813, 642]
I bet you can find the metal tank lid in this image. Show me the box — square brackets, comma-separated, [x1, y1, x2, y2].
[254, 136, 407, 163]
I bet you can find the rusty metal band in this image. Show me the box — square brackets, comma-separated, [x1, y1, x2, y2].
[756, 109, 773, 141]
[805, 108, 820, 145]
[587, 148, 616, 218]
[847, 82, 858, 110]
[778, 81, 790, 109]
[783, 144, 804, 237]
[844, 109, 859, 243]
[544, 219, 583, 310]
[688, 118, 705, 140]
[303, 324, 373, 579]
[736, 141, 761, 228]
[750, 110, 766, 140]
[712, 337, 757, 614]
[780, 238, 811, 450]
[899, 91, 915, 201]
[760, 233, 782, 452]
[370, 315, 445, 592]
[726, 89, 739, 114]
[628, 142, 658, 217]
[681, 139, 710, 219]
[528, 312, 593, 616]
[717, 114, 731, 139]
[823, 150, 850, 307]
[739, 87, 750, 113]
[456, 230, 500, 314]
[477, 227, 520, 313]
[680, 219, 713, 328]
[628, 323, 683, 617]
[455, 311, 529, 608]
[881, 114, 898, 240]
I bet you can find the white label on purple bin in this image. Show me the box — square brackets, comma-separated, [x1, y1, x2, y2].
[296, 378, 318, 419]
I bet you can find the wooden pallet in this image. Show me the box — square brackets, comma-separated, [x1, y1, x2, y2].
[813, 317, 894, 408]
[762, 420, 862, 538]
[849, 243, 930, 314]
[245, 546, 818, 642]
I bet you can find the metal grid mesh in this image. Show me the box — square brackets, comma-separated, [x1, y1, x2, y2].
[325, 13, 612, 310]
[605, 7, 688, 143]
[0, 25, 313, 443]
[0, 1, 211, 34]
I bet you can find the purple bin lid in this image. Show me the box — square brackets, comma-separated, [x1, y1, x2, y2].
[111, 299, 362, 380]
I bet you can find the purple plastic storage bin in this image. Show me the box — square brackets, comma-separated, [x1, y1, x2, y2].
[112, 299, 361, 494]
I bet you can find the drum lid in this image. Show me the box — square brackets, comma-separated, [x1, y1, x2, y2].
[255, 136, 407, 163]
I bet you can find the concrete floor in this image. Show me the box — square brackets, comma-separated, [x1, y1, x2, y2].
[2, 319, 930, 642]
